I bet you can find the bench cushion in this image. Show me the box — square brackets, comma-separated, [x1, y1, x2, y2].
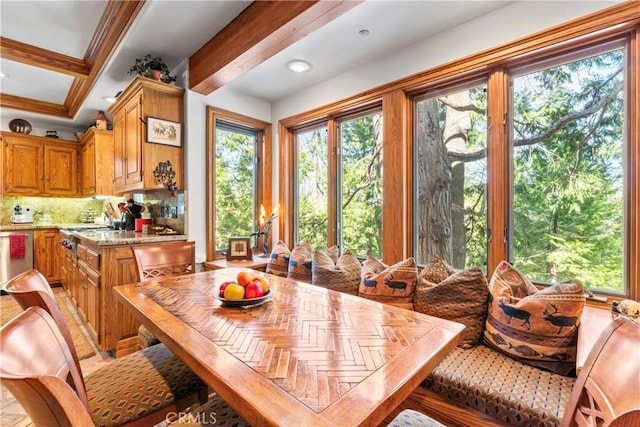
[423, 345, 575, 427]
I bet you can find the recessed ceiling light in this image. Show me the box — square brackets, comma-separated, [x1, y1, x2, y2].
[103, 96, 117, 103]
[358, 29, 370, 37]
[0, 71, 7, 78]
[287, 60, 312, 73]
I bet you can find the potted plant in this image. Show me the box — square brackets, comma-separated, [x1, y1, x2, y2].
[128, 54, 176, 83]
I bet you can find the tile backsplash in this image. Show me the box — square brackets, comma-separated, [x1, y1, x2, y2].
[1, 191, 186, 234]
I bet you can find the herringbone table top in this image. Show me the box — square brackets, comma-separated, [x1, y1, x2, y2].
[115, 268, 464, 426]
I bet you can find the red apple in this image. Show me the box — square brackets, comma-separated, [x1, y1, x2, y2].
[245, 281, 265, 299]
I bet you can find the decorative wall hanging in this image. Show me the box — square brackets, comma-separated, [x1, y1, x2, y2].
[147, 116, 182, 147]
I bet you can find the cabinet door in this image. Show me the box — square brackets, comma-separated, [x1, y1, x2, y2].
[3, 137, 44, 194]
[77, 263, 89, 323]
[44, 144, 78, 196]
[81, 139, 96, 196]
[124, 94, 143, 188]
[113, 108, 126, 190]
[86, 268, 100, 343]
[34, 229, 60, 284]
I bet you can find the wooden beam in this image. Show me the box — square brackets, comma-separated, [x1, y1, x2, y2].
[0, 37, 89, 78]
[0, 94, 69, 118]
[66, 0, 145, 118]
[189, 0, 362, 95]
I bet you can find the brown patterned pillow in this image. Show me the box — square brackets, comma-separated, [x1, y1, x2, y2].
[483, 261, 585, 375]
[418, 255, 456, 286]
[359, 257, 418, 310]
[312, 248, 361, 296]
[287, 241, 313, 283]
[265, 240, 290, 277]
[414, 268, 489, 348]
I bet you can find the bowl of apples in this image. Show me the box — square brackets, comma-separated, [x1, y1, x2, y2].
[214, 271, 273, 307]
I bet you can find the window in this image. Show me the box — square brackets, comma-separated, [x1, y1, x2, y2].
[293, 109, 383, 257]
[206, 107, 272, 260]
[295, 125, 329, 249]
[214, 123, 258, 250]
[414, 82, 488, 270]
[510, 41, 626, 295]
[339, 111, 383, 258]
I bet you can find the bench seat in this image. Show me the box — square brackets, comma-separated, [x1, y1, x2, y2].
[422, 345, 575, 427]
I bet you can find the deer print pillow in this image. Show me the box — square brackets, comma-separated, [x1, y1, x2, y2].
[483, 261, 586, 375]
[287, 241, 313, 283]
[359, 257, 418, 310]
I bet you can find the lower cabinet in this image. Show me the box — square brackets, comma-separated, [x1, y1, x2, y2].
[34, 229, 61, 284]
[77, 244, 100, 344]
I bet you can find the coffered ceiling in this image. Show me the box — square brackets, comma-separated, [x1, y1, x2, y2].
[0, 1, 510, 131]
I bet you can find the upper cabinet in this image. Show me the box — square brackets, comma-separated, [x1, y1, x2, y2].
[80, 128, 114, 197]
[2, 132, 79, 197]
[109, 76, 184, 194]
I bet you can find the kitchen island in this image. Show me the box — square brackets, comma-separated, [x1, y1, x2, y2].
[59, 228, 187, 357]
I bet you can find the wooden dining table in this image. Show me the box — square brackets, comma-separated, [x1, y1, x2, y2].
[114, 268, 465, 426]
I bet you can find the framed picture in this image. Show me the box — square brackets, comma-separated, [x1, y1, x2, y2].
[226, 237, 253, 261]
[146, 116, 182, 147]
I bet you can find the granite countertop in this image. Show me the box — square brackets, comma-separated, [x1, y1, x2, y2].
[0, 223, 110, 232]
[73, 229, 187, 246]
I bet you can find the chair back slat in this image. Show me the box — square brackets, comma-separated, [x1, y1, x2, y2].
[3, 269, 88, 404]
[131, 241, 196, 282]
[0, 307, 93, 425]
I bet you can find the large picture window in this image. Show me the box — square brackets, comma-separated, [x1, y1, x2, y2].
[510, 41, 626, 294]
[414, 82, 488, 270]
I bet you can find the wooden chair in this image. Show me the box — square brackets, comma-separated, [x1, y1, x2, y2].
[131, 241, 196, 348]
[3, 269, 208, 426]
[388, 316, 640, 427]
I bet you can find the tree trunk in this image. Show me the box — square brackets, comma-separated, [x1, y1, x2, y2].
[416, 99, 452, 263]
[442, 92, 471, 269]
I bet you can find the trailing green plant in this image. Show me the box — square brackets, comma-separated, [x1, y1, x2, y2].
[128, 54, 176, 83]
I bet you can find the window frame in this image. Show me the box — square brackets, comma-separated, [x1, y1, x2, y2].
[278, 3, 639, 305]
[206, 106, 272, 261]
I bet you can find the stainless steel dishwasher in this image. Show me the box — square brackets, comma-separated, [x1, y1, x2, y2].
[0, 230, 34, 287]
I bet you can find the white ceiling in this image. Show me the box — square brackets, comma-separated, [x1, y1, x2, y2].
[0, 0, 510, 132]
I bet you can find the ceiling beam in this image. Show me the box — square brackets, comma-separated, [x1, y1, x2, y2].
[65, 0, 145, 118]
[0, 1, 145, 119]
[0, 94, 69, 118]
[0, 37, 89, 78]
[189, 0, 362, 95]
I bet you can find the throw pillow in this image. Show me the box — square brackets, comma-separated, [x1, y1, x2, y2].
[414, 268, 489, 348]
[287, 241, 313, 283]
[418, 255, 456, 286]
[312, 248, 362, 296]
[483, 261, 586, 375]
[265, 240, 290, 277]
[359, 257, 418, 309]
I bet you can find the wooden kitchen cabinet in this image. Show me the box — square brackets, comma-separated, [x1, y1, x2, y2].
[2, 132, 79, 196]
[77, 244, 100, 343]
[80, 128, 114, 196]
[109, 76, 184, 194]
[34, 228, 61, 284]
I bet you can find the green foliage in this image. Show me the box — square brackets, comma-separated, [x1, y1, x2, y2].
[215, 127, 256, 250]
[128, 54, 176, 83]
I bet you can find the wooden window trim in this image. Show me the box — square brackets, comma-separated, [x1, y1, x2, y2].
[206, 106, 272, 261]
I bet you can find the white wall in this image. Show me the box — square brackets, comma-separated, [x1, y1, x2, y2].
[183, 78, 271, 263]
